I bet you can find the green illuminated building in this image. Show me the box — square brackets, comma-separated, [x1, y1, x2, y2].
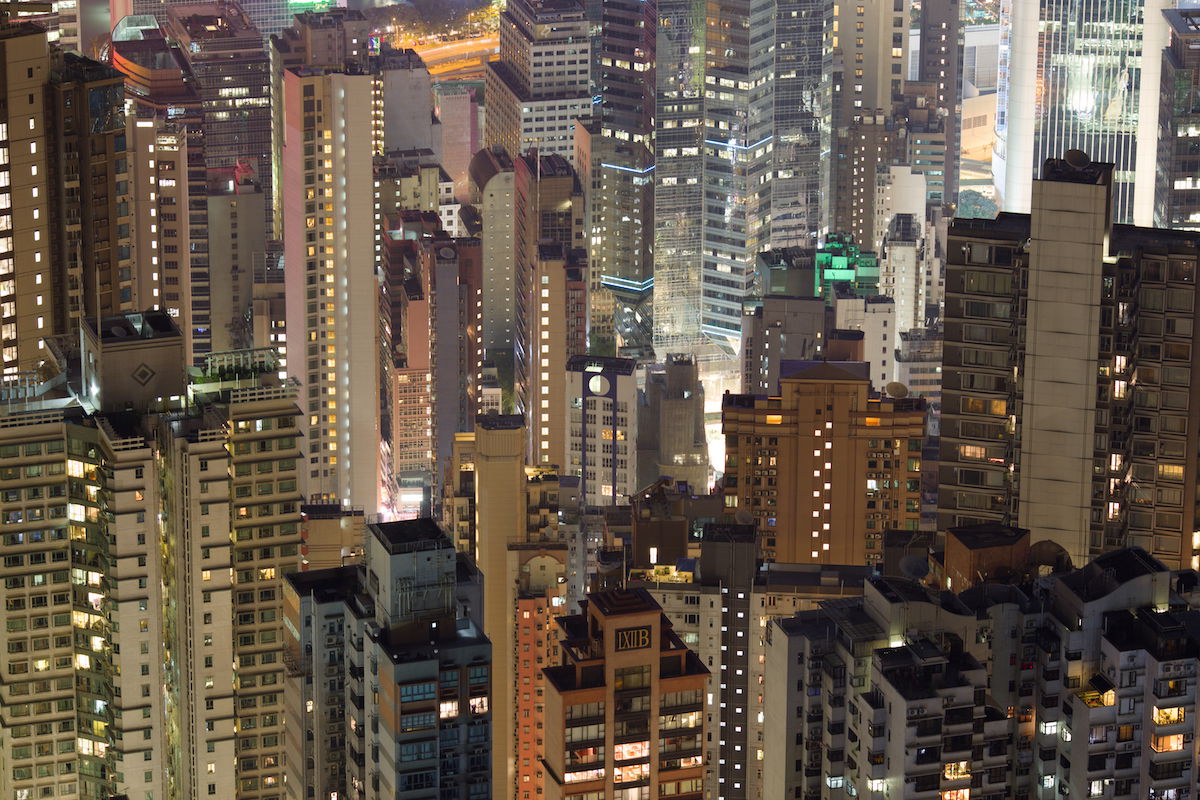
[814, 234, 880, 303]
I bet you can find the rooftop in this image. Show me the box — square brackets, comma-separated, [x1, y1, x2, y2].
[369, 518, 453, 554]
[89, 311, 181, 344]
[780, 360, 872, 383]
[589, 587, 661, 617]
[566, 354, 637, 375]
[948, 523, 1029, 550]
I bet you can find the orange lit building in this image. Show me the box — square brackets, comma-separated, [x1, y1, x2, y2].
[542, 588, 708, 800]
[722, 361, 926, 565]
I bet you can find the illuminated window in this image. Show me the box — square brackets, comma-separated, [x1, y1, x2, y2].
[941, 791, 970, 800]
[1152, 734, 1185, 752]
[765, 414, 782, 425]
[943, 761, 970, 780]
[1154, 706, 1186, 725]
[865, 417, 881, 427]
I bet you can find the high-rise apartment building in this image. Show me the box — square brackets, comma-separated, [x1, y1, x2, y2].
[637, 526, 872, 800]
[159, 347, 304, 800]
[441, 415, 571, 800]
[529, 243, 588, 466]
[542, 587, 709, 800]
[468, 148, 584, 412]
[47, 53, 134, 337]
[566, 355, 638, 506]
[112, 15, 207, 362]
[283, 518, 491, 800]
[127, 113, 194, 351]
[485, 0, 592, 163]
[764, 547, 1200, 800]
[273, 15, 389, 512]
[994, 0, 1169, 224]
[0, 21, 136, 374]
[722, 362, 925, 564]
[165, 1, 272, 257]
[823, 0, 910, 239]
[940, 153, 1200, 569]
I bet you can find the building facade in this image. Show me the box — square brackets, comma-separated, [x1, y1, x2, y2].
[542, 588, 709, 800]
[722, 362, 925, 565]
[940, 154, 1200, 569]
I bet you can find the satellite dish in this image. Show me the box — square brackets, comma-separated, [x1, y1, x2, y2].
[109, 326, 128, 338]
[885, 381, 909, 399]
[439, 246, 456, 259]
[899, 554, 930, 582]
[1064, 149, 1090, 169]
[734, 509, 753, 526]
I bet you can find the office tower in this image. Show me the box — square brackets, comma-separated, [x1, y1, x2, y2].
[994, 0, 1169, 224]
[115, 0, 302, 38]
[207, 168, 267, 352]
[485, 0, 592, 163]
[833, 292, 897, 390]
[770, 0, 824, 248]
[1158, 9, 1200, 231]
[577, 0, 656, 349]
[637, 355, 710, 490]
[653, 0, 775, 359]
[722, 362, 925, 564]
[566, 354, 638, 506]
[273, 18, 388, 512]
[541, 587, 709, 800]
[529, 243, 588, 466]
[282, 518, 491, 800]
[740, 295, 827, 394]
[436, 83, 482, 200]
[940, 153, 1200, 569]
[762, 547, 1200, 800]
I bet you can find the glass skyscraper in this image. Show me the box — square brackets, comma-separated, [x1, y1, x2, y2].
[653, 0, 799, 359]
[993, 0, 1170, 224]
